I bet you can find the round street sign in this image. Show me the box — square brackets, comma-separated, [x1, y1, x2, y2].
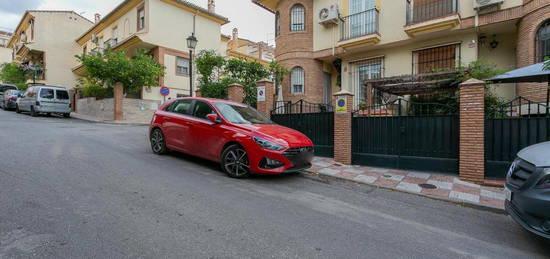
[160, 86, 170, 96]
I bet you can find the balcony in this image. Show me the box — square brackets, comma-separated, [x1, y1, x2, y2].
[404, 0, 460, 36]
[105, 38, 118, 49]
[339, 9, 380, 49]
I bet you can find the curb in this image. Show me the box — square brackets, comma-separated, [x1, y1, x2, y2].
[71, 113, 149, 126]
[300, 170, 506, 215]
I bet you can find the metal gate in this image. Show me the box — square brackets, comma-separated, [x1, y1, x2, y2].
[485, 97, 550, 179]
[271, 100, 334, 157]
[352, 99, 459, 174]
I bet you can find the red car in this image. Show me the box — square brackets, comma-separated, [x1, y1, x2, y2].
[149, 97, 314, 178]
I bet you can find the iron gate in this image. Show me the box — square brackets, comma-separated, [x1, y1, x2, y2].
[485, 97, 550, 179]
[352, 99, 459, 174]
[271, 100, 334, 157]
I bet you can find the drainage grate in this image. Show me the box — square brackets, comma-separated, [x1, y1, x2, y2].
[418, 183, 437, 189]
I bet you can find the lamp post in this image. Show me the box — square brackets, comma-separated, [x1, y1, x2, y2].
[186, 33, 198, 97]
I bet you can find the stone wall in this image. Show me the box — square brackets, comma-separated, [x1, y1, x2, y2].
[76, 98, 161, 123]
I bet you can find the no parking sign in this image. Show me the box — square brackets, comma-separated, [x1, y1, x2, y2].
[160, 86, 170, 96]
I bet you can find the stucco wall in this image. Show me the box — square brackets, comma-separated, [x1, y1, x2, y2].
[0, 47, 11, 65]
[479, 31, 517, 101]
[77, 97, 160, 123]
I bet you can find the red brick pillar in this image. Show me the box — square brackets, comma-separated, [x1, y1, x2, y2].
[227, 83, 245, 103]
[333, 90, 354, 165]
[195, 89, 202, 98]
[114, 82, 124, 121]
[256, 80, 274, 118]
[73, 89, 80, 112]
[459, 79, 485, 184]
[366, 83, 373, 107]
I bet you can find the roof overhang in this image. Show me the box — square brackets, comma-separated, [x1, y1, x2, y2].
[227, 50, 270, 66]
[7, 12, 35, 48]
[488, 62, 550, 84]
[252, 0, 279, 13]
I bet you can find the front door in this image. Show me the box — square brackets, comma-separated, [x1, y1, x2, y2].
[187, 101, 225, 160]
[323, 72, 332, 105]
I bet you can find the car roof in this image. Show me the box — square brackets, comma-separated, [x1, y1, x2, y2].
[176, 97, 246, 106]
[32, 85, 67, 90]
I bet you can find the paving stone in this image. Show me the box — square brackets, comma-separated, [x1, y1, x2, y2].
[355, 175, 378, 184]
[343, 168, 364, 174]
[452, 184, 481, 195]
[396, 182, 422, 193]
[453, 178, 481, 188]
[426, 180, 453, 190]
[336, 172, 358, 179]
[312, 161, 332, 168]
[318, 168, 340, 176]
[480, 189, 505, 200]
[402, 177, 427, 184]
[407, 172, 431, 179]
[421, 188, 451, 198]
[480, 196, 505, 209]
[375, 178, 399, 188]
[381, 173, 404, 181]
[449, 191, 480, 203]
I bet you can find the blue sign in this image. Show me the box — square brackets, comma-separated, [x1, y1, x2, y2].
[160, 86, 170, 96]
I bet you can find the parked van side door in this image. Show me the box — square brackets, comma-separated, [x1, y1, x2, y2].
[54, 89, 70, 112]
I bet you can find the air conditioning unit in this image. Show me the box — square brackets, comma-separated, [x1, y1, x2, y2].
[319, 4, 339, 26]
[474, 0, 503, 9]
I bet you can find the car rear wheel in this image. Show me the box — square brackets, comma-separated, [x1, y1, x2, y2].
[30, 106, 37, 117]
[15, 105, 21, 113]
[221, 144, 250, 178]
[150, 128, 168, 155]
[63, 113, 70, 118]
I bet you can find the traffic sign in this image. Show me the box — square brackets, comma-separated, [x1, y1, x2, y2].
[160, 86, 170, 96]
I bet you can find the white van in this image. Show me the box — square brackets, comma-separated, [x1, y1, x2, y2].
[16, 85, 71, 117]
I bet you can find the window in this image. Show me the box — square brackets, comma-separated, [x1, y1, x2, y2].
[275, 12, 281, 37]
[536, 20, 550, 62]
[40, 89, 54, 99]
[166, 99, 192, 115]
[350, 58, 383, 106]
[290, 4, 305, 31]
[56, 90, 69, 100]
[290, 67, 305, 94]
[112, 27, 118, 45]
[413, 44, 459, 74]
[176, 57, 190, 76]
[192, 101, 215, 120]
[124, 19, 130, 38]
[83, 45, 87, 55]
[29, 18, 34, 41]
[137, 6, 145, 31]
[215, 103, 272, 124]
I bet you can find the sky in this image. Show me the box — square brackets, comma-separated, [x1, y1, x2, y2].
[0, 0, 275, 45]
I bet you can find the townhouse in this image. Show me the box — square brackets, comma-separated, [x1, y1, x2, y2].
[7, 11, 94, 87]
[253, 0, 550, 107]
[73, 0, 229, 101]
[226, 28, 275, 65]
[0, 30, 12, 65]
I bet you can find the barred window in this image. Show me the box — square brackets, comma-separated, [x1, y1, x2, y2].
[291, 67, 305, 94]
[413, 44, 460, 74]
[275, 12, 281, 37]
[176, 57, 190, 76]
[290, 4, 305, 32]
[536, 20, 550, 62]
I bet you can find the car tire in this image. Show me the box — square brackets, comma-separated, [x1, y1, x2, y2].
[63, 113, 70, 118]
[30, 106, 37, 117]
[221, 144, 251, 178]
[15, 105, 21, 114]
[150, 128, 168, 155]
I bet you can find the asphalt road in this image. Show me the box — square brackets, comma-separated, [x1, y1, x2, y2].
[0, 110, 549, 259]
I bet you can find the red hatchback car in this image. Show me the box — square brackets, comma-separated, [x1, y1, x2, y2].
[149, 97, 314, 178]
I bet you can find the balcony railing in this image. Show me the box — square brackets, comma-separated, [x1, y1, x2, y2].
[340, 9, 379, 41]
[406, 0, 458, 25]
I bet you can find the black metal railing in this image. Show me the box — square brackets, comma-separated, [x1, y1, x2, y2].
[486, 96, 550, 119]
[406, 0, 458, 25]
[272, 99, 333, 115]
[354, 98, 457, 117]
[412, 44, 460, 74]
[340, 9, 379, 41]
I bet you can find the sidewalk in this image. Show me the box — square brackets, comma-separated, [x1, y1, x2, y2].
[71, 113, 149, 126]
[309, 157, 506, 210]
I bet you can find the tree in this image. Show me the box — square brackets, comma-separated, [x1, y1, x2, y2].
[268, 61, 290, 96]
[76, 48, 165, 93]
[224, 58, 270, 106]
[0, 63, 28, 90]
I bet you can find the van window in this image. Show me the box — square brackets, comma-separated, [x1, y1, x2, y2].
[40, 88, 55, 99]
[56, 90, 69, 100]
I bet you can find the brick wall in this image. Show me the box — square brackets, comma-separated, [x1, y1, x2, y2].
[227, 83, 245, 103]
[256, 80, 274, 118]
[333, 92, 354, 165]
[516, 2, 550, 102]
[458, 79, 486, 184]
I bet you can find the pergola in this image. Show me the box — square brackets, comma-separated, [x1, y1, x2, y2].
[365, 71, 460, 96]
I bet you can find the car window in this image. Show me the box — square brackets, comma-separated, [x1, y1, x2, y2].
[166, 100, 192, 115]
[40, 89, 55, 99]
[56, 90, 69, 100]
[192, 101, 215, 120]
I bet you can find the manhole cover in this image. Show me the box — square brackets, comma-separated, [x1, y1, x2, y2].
[418, 183, 437, 189]
[383, 174, 392, 178]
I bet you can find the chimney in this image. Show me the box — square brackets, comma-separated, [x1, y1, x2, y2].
[94, 13, 101, 23]
[257, 43, 263, 60]
[232, 28, 238, 40]
[230, 28, 239, 50]
[208, 0, 215, 13]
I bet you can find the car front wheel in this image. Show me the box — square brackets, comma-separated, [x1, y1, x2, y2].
[221, 144, 250, 178]
[150, 128, 168, 155]
[30, 106, 38, 117]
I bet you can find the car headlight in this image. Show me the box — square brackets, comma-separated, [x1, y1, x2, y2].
[253, 136, 285, 151]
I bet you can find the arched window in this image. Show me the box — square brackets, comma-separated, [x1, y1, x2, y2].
[291, 67, 305, 94]
[536, 20, 550, 62]
[275, 12, 281, 37]
[290, 4, 305, 31]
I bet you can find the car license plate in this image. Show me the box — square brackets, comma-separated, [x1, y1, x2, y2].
[504, 187, 512, 201]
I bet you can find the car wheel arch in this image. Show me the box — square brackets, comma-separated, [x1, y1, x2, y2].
[219, 141, 246, 161]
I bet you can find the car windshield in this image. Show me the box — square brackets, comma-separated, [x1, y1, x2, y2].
[215, 103, 273, 124]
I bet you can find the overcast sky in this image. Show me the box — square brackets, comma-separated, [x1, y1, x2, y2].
[0, 0, 275, 44]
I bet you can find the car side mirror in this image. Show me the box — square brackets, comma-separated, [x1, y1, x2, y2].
[207, 114, 221, 124]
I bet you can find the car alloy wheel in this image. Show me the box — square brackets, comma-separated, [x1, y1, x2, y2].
[222, 145, 250, 178]
[150, 128, 167, 155]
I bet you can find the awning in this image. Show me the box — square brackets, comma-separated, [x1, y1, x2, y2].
[366, 71, 460, 95]
[488, 61, 550, 83]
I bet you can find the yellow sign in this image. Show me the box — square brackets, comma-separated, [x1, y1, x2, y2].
[336, 97, 347, 113]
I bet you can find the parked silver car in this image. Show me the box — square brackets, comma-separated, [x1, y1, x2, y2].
[16, 85, 71, 117]
[505, 141, 550, 239]
[0, 89, 22, 110]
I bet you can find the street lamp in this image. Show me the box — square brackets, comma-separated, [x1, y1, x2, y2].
[186, 33, 198, 97]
